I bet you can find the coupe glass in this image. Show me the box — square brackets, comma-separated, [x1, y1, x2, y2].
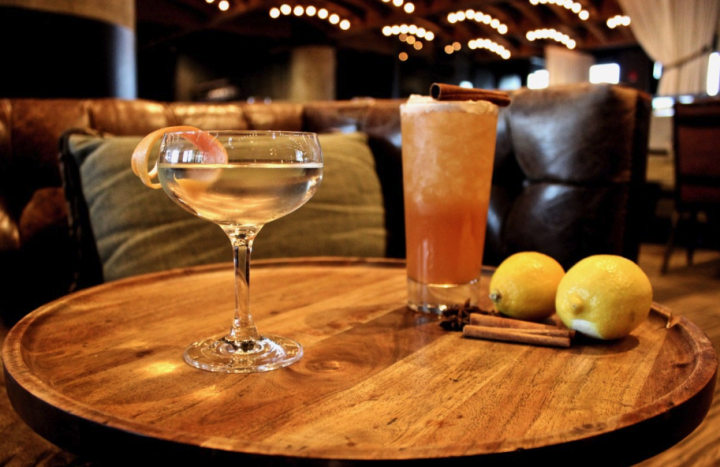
[157, 130, 323, 373]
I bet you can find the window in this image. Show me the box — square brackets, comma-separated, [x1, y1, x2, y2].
[527, 70, 549, 89]
[498, 74, 522, 90]
[589, 63, 620, 84]
[708, 52, 720, 96]
[652, 96, 675, 117]
[653, 61, 663, 80]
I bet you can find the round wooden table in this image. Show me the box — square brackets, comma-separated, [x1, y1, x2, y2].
[2, 258, 717, 466]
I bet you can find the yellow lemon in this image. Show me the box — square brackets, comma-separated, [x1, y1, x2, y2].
[555, 255, 653, 340]
[489, 252, 565, 321]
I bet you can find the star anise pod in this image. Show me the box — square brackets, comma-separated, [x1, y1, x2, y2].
[439, 299, 495, 331]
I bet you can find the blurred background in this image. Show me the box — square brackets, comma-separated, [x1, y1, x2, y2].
[2, 0, 717, 105]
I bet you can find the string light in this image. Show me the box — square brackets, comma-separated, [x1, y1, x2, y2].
[526, 28, 576, 49]
[607, 15, 631, 28]
[271, 5, 351, 30]
[468, 38, 511, 59]
[382, 0, 415, 14]
[383, 23, 434, 41]
[447, 9, 508, 34]
[384, 23, 429, 60]
[218, 0, 229, 11]
[528, 0, 589, 21]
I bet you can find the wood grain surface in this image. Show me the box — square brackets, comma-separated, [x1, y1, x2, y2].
[2, 257, 717, 466]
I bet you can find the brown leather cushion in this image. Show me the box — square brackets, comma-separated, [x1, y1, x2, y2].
[487, 84, 650, 269]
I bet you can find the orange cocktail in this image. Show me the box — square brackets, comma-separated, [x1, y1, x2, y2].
[401, 96, 498, 313]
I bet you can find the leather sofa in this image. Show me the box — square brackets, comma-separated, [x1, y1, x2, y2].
[0, 83, 651, 324]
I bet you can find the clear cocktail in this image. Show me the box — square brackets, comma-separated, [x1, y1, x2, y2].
[133, 129, 323, 373]
[401, 96, 499, 313]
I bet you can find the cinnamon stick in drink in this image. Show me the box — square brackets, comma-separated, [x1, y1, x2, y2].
[430, 83, 511, 107]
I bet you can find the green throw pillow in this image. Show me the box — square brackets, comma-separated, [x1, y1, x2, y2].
[65, 131, 386, 282]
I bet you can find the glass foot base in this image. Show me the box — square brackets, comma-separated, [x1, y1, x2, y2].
[406, 276, 480, 315]
[183, 334, 303, 373]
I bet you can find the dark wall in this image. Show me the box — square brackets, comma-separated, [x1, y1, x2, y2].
[471, 58, 535, 90]
[593, 45, 657, 94]
[335, 50, 395, 99]
[0, 6, 136, 99]
[138, 31, 292, 102]
[396, 52, 468, 97]
[395, 52, 534, 96]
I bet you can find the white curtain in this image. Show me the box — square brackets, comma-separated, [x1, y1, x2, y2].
[617, 0, 720, 95]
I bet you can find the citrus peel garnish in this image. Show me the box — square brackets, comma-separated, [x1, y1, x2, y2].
[131, 126, 228, 189]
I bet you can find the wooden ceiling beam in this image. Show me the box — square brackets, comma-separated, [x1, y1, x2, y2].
[135, 0, 211, 28]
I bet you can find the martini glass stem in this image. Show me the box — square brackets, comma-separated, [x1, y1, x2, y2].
[224, 227, 261, 348]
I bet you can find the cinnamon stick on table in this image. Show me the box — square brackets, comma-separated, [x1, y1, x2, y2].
[469, 313, 576, 338]
[430, 83, 512, 107]
[463, 325, 572, 348]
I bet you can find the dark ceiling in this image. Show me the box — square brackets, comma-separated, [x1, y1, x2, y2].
[136, 0, 637, 62]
